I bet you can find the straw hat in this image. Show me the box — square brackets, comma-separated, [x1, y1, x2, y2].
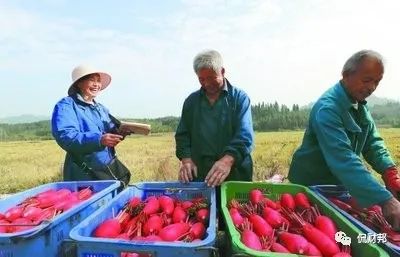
[68, 65, 112, 96]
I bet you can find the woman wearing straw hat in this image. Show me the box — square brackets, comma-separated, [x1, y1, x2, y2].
[51, 65, 131, 184]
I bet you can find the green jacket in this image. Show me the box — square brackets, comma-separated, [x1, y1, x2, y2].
[175, 80, 254, 181]
[289, 82, 395, 207]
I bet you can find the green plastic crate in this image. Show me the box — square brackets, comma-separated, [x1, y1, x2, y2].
[220, 181, 389, 257]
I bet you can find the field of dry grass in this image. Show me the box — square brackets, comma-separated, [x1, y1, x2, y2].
[1, 129, 399, 194]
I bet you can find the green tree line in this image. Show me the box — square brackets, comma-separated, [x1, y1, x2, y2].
[1, 102, 400, 141]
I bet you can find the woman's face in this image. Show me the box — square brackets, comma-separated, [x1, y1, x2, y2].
[77, 73, 102, 100]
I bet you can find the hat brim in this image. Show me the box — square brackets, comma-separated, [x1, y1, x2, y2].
[68, 72, 111, 96]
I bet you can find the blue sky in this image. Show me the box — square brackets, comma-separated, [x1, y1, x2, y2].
[1, 0, 400, 118]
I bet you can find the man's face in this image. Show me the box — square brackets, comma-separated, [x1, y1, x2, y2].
[196, 68, 225, 96]
[343, 58, 384, 102]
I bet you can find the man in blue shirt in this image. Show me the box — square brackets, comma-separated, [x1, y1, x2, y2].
[289, 50, 400, 229]
[175, 49, 254, 187]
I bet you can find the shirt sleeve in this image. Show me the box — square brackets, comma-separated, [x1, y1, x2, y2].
[313, 106, 392, 207]
[175, 98, 192, 160]
[51, 99, 105, 155]
[362, 121, 396, 174]
[222, 92, 254, 164]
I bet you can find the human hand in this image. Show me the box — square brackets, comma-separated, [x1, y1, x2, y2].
[382, 167, 400, 198]
[381, 197, 400, 231]
[205, 155, 234, 187]
[100, 133, 123, 147]
[179, 158, 198, 183]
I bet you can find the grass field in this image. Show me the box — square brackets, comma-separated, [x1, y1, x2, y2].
[0, 129, 399, 194]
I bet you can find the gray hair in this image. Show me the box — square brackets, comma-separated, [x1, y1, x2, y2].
[342, 49, 384, 75]
[193, 49, 224, 73]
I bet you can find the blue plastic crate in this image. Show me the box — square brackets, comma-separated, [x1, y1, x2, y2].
[69, 182, 217, 257]
[310, 185, 400, 257]
[0, 180, 120, 257]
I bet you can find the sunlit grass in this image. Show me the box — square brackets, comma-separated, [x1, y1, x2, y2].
[0, 129, 399, 194]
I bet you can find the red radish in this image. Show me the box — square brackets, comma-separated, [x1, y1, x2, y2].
[294, 192, 311, 209]
[305, 242, 323, 256]
[271, 242, 290, 253]
[34, 208, 57, 223]
[262, 206, 286, 228]
[143, 215, 163, 236]
[278, 232, 309, 254]
[0, 219, 10, 233]
[263, 197, 278, 209]
[159, 195, 175, 215]
[143, 197, 160, 215]
[280, 193, 295, 210]
[36, 189, 57, 198]
[229, 208, 244, 227]
[328, 198, 353, 212]
[62, 198, 81, 211]
[248, 214, 273, 237]
[301, 223, 340, 257]
[159, 222, 190, 241]
[128, 197, 141, 209]
[249, 189, 264, 205]
[196, 208, 209, 224]
[0, 213, 4, 220]
[93, 218, 121, 238]
[56, 189, 72, 199]
[172, 206, 187, 223]
[315, 215, 338, 241]
[78, 187, 93, 200]
[241, 229, 262, 251]
[189, 222, 206, 240]
[367, 205, 383, 215]
[4, 206, 23, 221]
[37, 193, 59, 208]
[10, 217, 33, 233]
[182, 201, 193, 210]
[22, 206, 42, 221]
[53, 200, 69, 211]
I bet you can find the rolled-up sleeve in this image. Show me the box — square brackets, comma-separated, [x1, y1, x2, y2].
[51, 99, 104, 155]
[222, 92, 254, 164]
[313, 107, 392, 207]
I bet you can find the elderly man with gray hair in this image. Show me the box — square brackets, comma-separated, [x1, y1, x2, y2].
[175, 49, 254, 187]
[289, 49, 400, 229]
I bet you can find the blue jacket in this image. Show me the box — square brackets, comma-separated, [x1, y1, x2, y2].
[51, 94, 117, 181]
[289, 82, 395, 207]
[175, 80, 254, 181]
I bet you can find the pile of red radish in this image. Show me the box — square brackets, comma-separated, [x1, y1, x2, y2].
[92, 195, 210, 243]
[329, 196, 400, 246]
[0, 187, 93, 233]
[227, 189, 352, 257]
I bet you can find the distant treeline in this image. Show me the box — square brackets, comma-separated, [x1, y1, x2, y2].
[1, 102, 400, 141]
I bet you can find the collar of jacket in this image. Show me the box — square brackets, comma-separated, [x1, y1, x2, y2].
[71, 93, 99, 109]
[199, 78, 229, 96]
[335, 82, 373, 127]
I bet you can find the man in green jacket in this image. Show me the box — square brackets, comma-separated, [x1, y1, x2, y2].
[175, 49, 254, 187]
[289, 50, 400, 229]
